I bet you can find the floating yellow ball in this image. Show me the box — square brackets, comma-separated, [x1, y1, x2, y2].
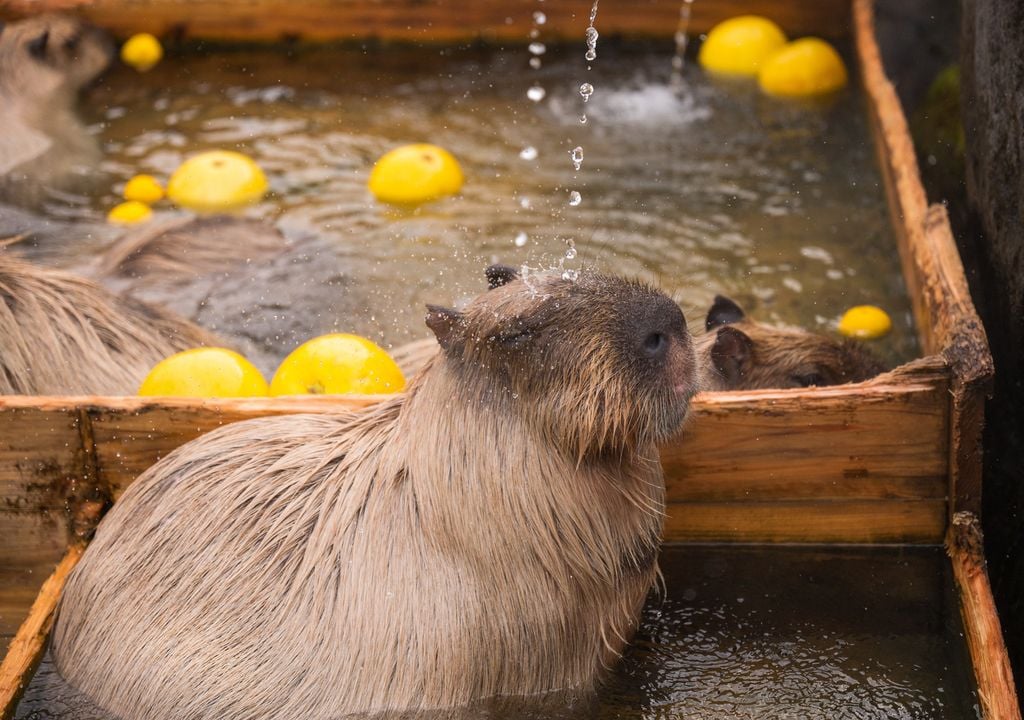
[758, 38, 848, 98]
[123, 174, 164, 204]
[120, 33, 163, 72]
[698, 16, 788, 76]
[138, 348, 269, 398]
[167, 150, 268, 212]
[107, 200, 152, 224]
[270, 334, 406, 396]
[368, 144, 464, 205]
[838, 305, 892, 340]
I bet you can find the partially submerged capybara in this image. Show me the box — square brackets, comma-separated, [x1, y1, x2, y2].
[52, 268, 698, 719]
[0, 15, 112, 205]
[0, 255, 218, 395]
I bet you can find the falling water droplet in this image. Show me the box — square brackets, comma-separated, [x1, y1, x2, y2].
[533, 10, 547, 24]
[562, 268, 580, 281]
[527, 85, 546, 102]
[519, 145, 538, 160]
[529, 57, 542, 69]
[579, 114, 588, 124]
[529, 27, 540, 39]
[565, 245, 577, 260]
[514, 232, 528, 247]
[579, 82, 594, 102]
[585, 26, 599, 61]
[519, 196, 532, 209]
[570, 146, 583, 171]
[529, 42, 546, 55]
[569, 191, 582, 206]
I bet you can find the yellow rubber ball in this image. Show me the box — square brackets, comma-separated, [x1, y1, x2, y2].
[270, 334, 406, 396]
[368, 143, 464, 205]
[758, 38, 848, 97]
[838, 305, 892, 340]
[121, 33, 163, 72]
[123, 174, 164, 204]
[139, 348, 269, 398]
[107, 200, 152, 224]
[698, 16, 788, 76]
[167, 150, 268, 212]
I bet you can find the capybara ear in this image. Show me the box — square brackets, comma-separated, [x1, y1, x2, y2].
[425, 304, 464, 351]
[705, 295, 746, 331]
[27, 29, 49, 60]
[710, 326, 753, 384]
[485, 264, 520, 289]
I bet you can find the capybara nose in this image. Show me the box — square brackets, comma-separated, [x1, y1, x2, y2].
[633, 297, 687, 362]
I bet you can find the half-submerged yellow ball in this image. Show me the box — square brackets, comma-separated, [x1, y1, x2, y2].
[123, 174, 164, 204]
[368, 143, 464, 205]
[270, 334, 406, 396]
[107, 200, 152, 224]
[838, 305, 892, 340]
[167, 150, 268, 212]
[120, 33, 163, 72]
[139, 348, 269, 398]
[758, 38, 848, 97]
[698, 16, 788, 76]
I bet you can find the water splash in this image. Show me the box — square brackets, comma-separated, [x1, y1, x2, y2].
[670, 0, 696, 89]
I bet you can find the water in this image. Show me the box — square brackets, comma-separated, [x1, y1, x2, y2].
[18, 41, 917, 366]
[670, 0, 696, 88]
[15, 546, 979, 719]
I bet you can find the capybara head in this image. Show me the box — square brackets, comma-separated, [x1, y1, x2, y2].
[0, 15, 112, 104]
[703, 295, 886, 390]
[424, 265, 698, 458]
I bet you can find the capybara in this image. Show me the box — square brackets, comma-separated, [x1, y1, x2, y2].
[0, 15, 112, 205]
[0, 255, 218, 395]
[52, 268, 698, 719]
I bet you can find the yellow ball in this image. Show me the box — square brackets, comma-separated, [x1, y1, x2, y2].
[758, 38, 848, 97]
[368, 143, 464, 205]
[698, 16, 788, 76]
[138, 348, 269, 398]
[120, 33, 163, 72]
[107, 200, 152, 224]
[167, 150, 268, 212]
[123, 174, 164, 204]
[270, 334, 406, 396]
[838, 305, 892, 340]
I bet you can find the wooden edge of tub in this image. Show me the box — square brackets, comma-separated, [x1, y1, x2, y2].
[0, 546, 82, 720]
[0, 0, 851, 43]
[853, 0, 993, 517]
[947, 513, 1022, 720]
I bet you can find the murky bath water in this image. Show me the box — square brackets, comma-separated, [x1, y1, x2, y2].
[16, 41, 916, 370]
[15, 545, 978, 719]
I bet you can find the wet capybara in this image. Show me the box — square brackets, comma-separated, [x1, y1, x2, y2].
[0, 255, 218, 395]
[0, 15, 113, 206]
[52, 268, 698, 719]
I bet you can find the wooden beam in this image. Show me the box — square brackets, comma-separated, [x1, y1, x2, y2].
[947, 513, 1021, 720]
[0, 0, 851, 42]
[0, 546, 82, 720]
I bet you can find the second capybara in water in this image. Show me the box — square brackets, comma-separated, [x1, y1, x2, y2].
[52, 268, 698, 719]
[0, 255, 219, 395]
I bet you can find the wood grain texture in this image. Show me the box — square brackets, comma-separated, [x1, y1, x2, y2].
[948, 513, 1021, 720]
[0, 546, 81, 720]
[0, 0, 851, 42]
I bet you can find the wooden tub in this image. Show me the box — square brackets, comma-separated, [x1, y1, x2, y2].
[0, 0, 1015, 717]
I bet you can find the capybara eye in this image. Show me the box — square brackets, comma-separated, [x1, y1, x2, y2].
[642, 332, 668, 357]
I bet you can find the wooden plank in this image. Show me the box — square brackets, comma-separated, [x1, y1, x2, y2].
[665, 498, 947, 544]
[947, 513, 1021, 720]
[0, 546, 81, 720]
[0, 0, 851, 42]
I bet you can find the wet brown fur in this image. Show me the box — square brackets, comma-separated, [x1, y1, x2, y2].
[0, 255, 218, 395]
[52, 270, 697, 719]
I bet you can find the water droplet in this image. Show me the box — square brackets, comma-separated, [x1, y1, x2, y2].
[579, 114, 588, 124]
[519, 145, 538, 160]
[570, 146, 583, 171]
[529, 42, 546, 55]
[529, 57, 542, 69]
[585, 26, 599, 61]
[569, 191, 582, 206]
[533, 10, 546, 24]
[527, 85, 546, 102]
[585, 49, 597, 61]
[514, 232, 528, 247]
[562, 269, 580, 281]
[579, 82, 594, 102]
[565, 246, 577, 260]
[529, 27, 540, 39]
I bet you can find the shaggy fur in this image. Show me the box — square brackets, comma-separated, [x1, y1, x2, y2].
[52, 270, 698, 719]
[0, 255, 218, 395]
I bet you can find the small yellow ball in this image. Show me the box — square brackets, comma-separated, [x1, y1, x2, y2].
[107, 200, 153, 224]
[120, 33, 163, 72]
[838, 305, 892, 340]
[758, 38, 848, 98]
[123, 174, 164, 204]
[368, 144, 464, 205]
[270, 334, 406, 396]
[139, 348, 269, 398]
[698, 16, 788, 77]
[166, 150, 268, 212]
